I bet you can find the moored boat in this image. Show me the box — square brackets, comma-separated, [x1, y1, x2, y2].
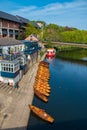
[29, 105, 54, 123]
[35, 77, 49, 82]
[46, 48, 56, 58]
[34, 90, 48, 102]
[34, 86, 51, 93]
[34, 82, 51, 89]
[34, 88, 50, 96]
[36, 75, 50, 79]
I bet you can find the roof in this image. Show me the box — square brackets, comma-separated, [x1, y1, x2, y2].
[36, 22, 44, 28]
[31, 21, 40, 28]
[25, 35, 38, 41]
[21, 40, 38, 46]
[0, 11, 20, 23]
[0, 37, 23, 46]
[0, 11, 39, 28]
[16, 15, 30, 24]
[47, 48, 55, 51]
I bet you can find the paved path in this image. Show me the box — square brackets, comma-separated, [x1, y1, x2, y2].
[0, 62, 39, 130]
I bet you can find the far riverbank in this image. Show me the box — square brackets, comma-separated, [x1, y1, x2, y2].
[56, 48, 87, 65]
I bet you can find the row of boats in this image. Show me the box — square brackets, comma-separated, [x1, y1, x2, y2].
[34, 61, 50, 102]
[29, 61, 54, 123]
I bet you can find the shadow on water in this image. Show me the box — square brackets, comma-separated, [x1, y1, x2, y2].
[28, 118, 87, 130]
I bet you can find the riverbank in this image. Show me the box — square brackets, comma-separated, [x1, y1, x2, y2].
[56, 48, 87, 66]
[0, 54, 46, 130]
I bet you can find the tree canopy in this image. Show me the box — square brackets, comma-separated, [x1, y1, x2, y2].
[43, 23, 87, 44]
[25, 22, 41, 36]
[18, 20, 87, 44]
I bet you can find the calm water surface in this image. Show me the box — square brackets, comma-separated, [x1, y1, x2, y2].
[27, 58, 87, 130]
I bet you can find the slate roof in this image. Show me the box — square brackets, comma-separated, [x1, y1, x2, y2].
[0, 37, 23, 46]
[0, 11, 39, 28]
[16, 15, 30, 24]
[0, 11, 20, 23]
[31, 21, 40, 28]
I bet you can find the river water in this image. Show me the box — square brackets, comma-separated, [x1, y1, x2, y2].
[27, 57, 87, 130]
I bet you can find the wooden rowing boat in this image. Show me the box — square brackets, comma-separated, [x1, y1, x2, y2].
[34, 90, 48, 102]
[35, 76, 49, 81]
[35, 78, 49, 83]
[34, 84, 50, 89]
[34, 88, 50, 96]
[38, 68, 49, 72]
[39, 64, 49, 67]
[29, 105, 54, 123]
[39, 63, 49, 67]
[37, 72, 50, 77]
[35, 78, 49, 82]
[34, 86, 51, 93]
[34, 80, 50, 85]
[34, 83, 51, 89]
[34, 87, 50, 93]
[37, 71, 50, 75]
[36, 75, 50, 79]
[40, 61, 49, 65]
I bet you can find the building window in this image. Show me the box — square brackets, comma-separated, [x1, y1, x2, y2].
[20, 46, 22, 51]
[1, 63, 14, 72]
[14, 62, 19, 72]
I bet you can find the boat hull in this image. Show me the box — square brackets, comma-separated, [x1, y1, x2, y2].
[46, 53, 55, 58]
[46, 48, 56, 58]
[29, 105, 54, 123]
[34, 90, 48, 102]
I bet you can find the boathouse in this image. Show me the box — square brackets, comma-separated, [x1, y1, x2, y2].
[0, 37, 25, 55]
[0, 37, 26, 86]
[21, 40, 39, 65]
[0, 37, 40, 86]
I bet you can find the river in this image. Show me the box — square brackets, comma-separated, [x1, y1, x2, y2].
[27, 57, 87, 130]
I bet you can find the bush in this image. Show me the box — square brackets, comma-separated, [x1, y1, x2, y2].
[40, 51, 45, 57]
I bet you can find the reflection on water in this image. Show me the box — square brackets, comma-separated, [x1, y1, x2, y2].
[82, 57, 87, 61]
[28, 58, 87, 130]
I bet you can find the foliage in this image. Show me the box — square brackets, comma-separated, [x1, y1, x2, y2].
[60, 30, 87, 43]
[19, 19, 87, 43]
[25, 22, 41, 37]
[57, 48, 87, 61]
[45, 41, 53, 48]
[56, 46, 81, 52]
[43, 24, 64, 41]
[17, 33, 26, 40]
[40, 51, 45, 57]
[42, 23, 87, 44]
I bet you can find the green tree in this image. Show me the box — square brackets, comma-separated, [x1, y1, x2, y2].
[25, 22, 41, 37]
[61, 30, 87, 44]
[43, 23, 64, 42]
[46, 41, 53, 48]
